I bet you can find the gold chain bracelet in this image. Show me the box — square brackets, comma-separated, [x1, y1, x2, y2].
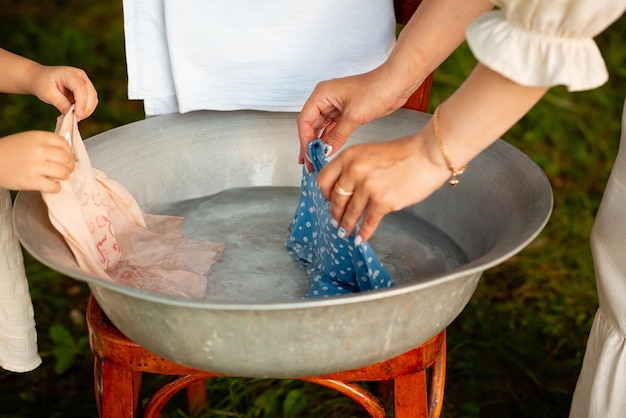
[432, 106, 465, 186]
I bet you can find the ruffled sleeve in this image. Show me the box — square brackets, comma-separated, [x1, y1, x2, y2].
[466, 0, 626, 91]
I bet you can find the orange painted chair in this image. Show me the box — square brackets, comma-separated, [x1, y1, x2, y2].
[87, 296, 446, 418]
[86, 1, 446, 417]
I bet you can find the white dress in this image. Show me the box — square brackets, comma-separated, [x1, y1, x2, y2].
[0, 189, 41, 372]
[122, 0, 397, 115]
[466, 1, 626, 416]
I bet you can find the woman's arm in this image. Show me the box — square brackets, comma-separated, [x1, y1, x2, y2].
[297, 0, 494, 171]
[318, 63, 548, 244]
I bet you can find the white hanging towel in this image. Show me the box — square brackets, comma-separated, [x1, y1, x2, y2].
[122, 0, 397, 115]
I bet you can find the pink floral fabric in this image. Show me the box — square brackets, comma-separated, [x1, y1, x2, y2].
[42, 107, 224, 298]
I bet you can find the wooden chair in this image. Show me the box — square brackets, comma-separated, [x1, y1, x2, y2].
[87, 1, 447, 416]
[88, 296, 445, 418]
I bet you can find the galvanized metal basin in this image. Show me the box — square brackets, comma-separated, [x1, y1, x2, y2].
[13, 109, 552, 378]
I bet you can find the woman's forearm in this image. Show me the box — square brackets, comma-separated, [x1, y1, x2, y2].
[382, 0, 494, 96]
[428, 63, 548, 172]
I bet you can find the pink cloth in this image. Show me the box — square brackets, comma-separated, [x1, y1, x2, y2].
[42, 107, 224, 298]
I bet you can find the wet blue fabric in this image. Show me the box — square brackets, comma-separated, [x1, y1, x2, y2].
[286, 139, 395, 298]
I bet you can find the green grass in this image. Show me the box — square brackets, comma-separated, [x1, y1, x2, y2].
[0, 2, 625, 417]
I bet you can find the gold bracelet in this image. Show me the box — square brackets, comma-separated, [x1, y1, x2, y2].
[432, 106, 465, 186]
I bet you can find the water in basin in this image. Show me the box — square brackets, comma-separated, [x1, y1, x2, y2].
[153, 186, 468, 303]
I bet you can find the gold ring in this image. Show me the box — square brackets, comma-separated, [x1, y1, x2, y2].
[334, 183, 354, 196]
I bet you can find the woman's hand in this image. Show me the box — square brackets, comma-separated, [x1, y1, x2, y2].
[0, 130, 75, 193]
[315, 63, 550, 244]
[317, 127, 450, 244]
[296, 0, 494, 173]
[297, 68, 416, 173]
[29, 64, 98, 121]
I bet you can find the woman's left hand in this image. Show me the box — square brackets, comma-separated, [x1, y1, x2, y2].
[317, 131, 450, 244]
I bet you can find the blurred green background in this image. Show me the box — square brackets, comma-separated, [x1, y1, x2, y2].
[0, 1, 624, 417]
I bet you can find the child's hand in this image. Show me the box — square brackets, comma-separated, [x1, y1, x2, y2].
[0, 130, 75, 193]
[29, 65, 98, 121]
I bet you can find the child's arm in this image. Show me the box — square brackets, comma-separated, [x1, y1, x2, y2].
[0, 48, 98, 120]
[0, 49, 98, 192]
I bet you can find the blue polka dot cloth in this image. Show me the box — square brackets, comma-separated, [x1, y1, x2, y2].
[286, 139, 395, 299]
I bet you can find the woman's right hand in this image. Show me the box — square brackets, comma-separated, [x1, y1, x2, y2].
[297, 67, 416, 172]
[0, 130, 75, 193]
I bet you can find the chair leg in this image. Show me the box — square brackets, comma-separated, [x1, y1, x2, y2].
[428, 333, 447, 418]
[94, 355, 142, 418]
[143, 375, 210, 418]
[304, 378, 386, 417]
[186, 379, 208, 416]
[394, 371, 429, 418]
[376, 380, 394, 404]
